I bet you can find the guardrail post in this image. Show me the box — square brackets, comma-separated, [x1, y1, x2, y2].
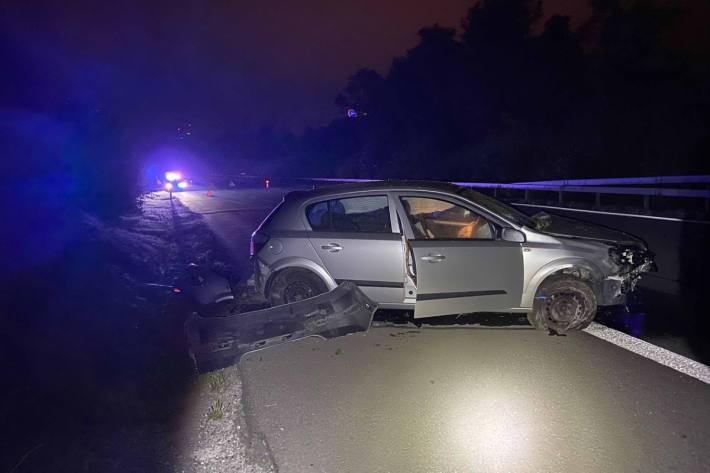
[493, 187, 498, 198]
[705, 185, 709, 213]
[558, 188, 564, 205]
[643, 195, 650, 212]
[595, 193, 601, 208]
[524, 189, 529, 202]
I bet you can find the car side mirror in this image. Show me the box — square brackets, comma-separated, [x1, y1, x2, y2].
[501, 228, 526, 243]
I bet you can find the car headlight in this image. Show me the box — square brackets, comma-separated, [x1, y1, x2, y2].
[609, 245, 655, 270]
[165, 171, 182, 182]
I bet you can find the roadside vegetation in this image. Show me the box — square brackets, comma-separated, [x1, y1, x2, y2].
[287, 0, 710, 181]
[0, 194, 235, 471]
[206, 399, 225, 422]
[208, 371, 227, 393]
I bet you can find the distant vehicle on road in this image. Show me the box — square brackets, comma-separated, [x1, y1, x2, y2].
[250, 181, 655, 333]
[160, 171, 191, 192]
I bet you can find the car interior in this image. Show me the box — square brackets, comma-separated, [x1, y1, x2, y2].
[307, 197, 391, 233]
[401, 196, 493, 240]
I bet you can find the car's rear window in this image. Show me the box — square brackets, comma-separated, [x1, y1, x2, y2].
[306, 195, 391, 233]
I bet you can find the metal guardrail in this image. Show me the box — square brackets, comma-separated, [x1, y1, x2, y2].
[512, 175, 710, 186]
[206, 174, 710, 211]
[449, 181, 710, 211]
[308, 176, 710, 212]
[294, 177, 710, 199]
[450, 182, 710, 199]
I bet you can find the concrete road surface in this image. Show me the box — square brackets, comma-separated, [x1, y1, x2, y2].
[240, 326, 709, 473]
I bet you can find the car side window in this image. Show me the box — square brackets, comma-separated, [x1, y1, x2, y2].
[400, 196, 494, 240]
[306, 201, 330, 231]
[306, 195, 392, 233]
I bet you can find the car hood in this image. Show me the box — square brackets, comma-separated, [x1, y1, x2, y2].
[531, 213, 645, 247]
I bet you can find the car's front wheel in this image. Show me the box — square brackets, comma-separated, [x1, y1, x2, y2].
[528, 275, 597, 333]
[267, 268, 328, 307]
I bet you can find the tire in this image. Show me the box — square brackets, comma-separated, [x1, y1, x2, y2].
[267, 268, 328, 307]
[528, 275, 597, 333]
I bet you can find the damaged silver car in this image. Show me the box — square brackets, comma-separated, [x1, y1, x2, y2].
[251, 181, 656, 333]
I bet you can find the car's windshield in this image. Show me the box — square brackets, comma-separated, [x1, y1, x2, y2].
[456, 187, 536, 228]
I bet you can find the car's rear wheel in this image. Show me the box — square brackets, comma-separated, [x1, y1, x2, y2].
[528, 275, 597, 333]
[267, 268, 328, 307]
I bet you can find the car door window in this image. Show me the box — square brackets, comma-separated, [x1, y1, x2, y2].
[400, 196, 493, 240]
[306, 195, 391, 233]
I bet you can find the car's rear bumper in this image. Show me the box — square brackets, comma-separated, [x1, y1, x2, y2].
[186, 282, 377, 372]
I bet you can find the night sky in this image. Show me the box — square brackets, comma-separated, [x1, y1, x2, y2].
[1, 0, 588, 135]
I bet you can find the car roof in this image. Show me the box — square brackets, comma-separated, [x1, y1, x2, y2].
[261, 179, 528, 231]
[284, 180, 462, 203]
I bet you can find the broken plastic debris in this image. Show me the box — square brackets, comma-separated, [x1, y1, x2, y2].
[186, 282, 376, 373]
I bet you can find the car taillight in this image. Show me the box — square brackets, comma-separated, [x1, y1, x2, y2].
[250, 231, 269, 256]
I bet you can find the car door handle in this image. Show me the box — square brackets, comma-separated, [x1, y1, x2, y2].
[421, 253, 446, 263]
[321, 243, 343, 253]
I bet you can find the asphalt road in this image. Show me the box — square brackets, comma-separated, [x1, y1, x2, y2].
[176, 187, 294, 273]
[177, 187, 710, 472]
[240, 326, 709, 473]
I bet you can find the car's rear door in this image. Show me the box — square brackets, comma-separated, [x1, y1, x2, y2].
[306, 193, 405, 304]
[396, 193, 524, 318]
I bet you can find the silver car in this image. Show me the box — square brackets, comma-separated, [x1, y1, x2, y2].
[250, 181, 655, 332]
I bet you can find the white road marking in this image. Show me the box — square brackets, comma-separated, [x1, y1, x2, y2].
[584, 322, 710, 384]
[512, 202, 710, 224]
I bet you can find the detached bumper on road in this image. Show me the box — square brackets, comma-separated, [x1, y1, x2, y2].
[186, 282, 377, 372]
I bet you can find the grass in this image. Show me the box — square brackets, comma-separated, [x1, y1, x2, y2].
[207, 371, 226, 393]
[207, 399, 225, 421]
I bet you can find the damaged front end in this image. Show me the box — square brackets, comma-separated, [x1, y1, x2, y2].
[602, 245, 657, 305]
[185, 281, 376, 373]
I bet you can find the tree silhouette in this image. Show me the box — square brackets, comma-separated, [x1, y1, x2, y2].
[296, 0, 710, 181]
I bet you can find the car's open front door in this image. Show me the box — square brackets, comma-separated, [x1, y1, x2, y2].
[394, 192, 524, 318]
[410, 239, 524, 318]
